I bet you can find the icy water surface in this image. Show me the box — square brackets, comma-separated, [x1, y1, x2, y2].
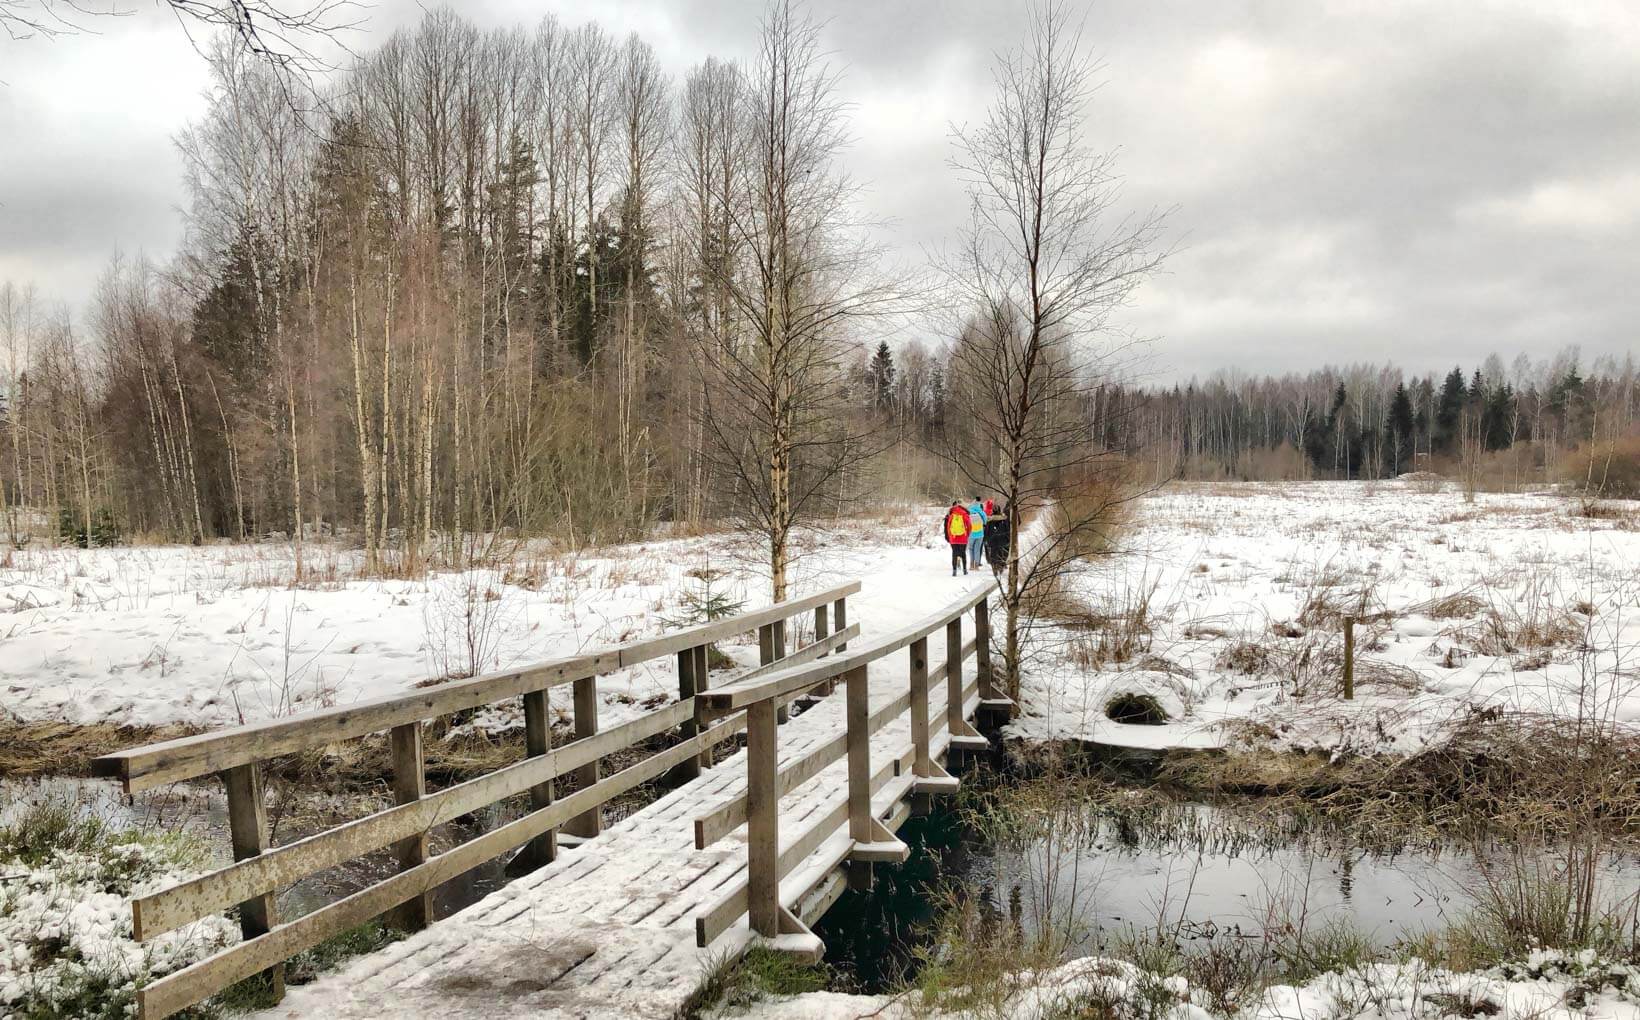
[817, 794, 1640, 992]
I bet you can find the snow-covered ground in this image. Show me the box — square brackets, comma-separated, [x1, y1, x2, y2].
[2, 482, 1637, 756]
[714, 952, 1640, 1020]
[1015, 481, 1640, 754]
[0, 514, 975, 735]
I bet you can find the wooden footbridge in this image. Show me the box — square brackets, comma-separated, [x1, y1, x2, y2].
[95, 577, 1012, 1019]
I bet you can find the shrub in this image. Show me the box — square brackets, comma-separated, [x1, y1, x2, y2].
[56, 506, 121, 549]
[1557, 435, 1640, 500]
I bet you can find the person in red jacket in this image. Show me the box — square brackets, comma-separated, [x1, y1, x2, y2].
[943, 500, 970, 576]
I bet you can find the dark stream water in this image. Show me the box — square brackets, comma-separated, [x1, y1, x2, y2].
[813, 765, 1640, 993]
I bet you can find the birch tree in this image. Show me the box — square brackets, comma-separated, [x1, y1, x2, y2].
[694, 0, 895, 601]
[942, 2, 1168, 698]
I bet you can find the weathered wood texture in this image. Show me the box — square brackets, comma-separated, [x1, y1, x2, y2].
[700, 587, 994, 945]
[102, 581, 861, 1020]
[235, 667, 983, 1020]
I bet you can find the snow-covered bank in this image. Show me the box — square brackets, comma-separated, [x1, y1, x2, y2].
[0, 782, 236, 1017]
[713, 951, 1640, 1020]
[1011, 481, 1640, 754]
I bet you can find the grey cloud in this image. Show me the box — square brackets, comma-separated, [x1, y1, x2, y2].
[1, 0, 1634, 379]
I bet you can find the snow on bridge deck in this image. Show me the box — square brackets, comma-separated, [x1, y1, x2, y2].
[246, 635, 984, 1020]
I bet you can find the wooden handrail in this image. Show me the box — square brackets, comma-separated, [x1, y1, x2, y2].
[99, 578, 860, 1020]
[696, 581, 1003, 952]
[698, 582, 994, 711]
[93, 580, 861, 793]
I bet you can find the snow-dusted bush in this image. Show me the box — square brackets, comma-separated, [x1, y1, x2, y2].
[0, 793, 237, 1019]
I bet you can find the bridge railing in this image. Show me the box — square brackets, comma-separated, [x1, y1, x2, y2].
[691, 582, 1009, 953]
[92, 579, 860, 1020]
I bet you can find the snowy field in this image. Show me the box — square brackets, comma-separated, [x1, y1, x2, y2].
[0, 514, 971, 736]
[2, 481, 1637, 757]
[1022, 480, 1640, 754]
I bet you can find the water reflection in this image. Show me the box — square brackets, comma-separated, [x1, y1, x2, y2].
[816, 795, 1640, 993]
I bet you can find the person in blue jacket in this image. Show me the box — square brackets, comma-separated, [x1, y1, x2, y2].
[966, 496, 987, 569]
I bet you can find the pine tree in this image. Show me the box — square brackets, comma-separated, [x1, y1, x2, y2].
[1389, 382, 1414, 473]
[1434, 367, 1467, 454]
[866, 341, 895, 414]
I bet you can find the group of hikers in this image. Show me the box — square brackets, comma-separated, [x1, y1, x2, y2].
[942, 497, 1012, 576]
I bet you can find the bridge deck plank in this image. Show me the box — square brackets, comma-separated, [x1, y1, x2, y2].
[245, 646, 981, 1020]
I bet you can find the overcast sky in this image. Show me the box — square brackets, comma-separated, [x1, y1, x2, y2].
[1, 0, 1636, 381]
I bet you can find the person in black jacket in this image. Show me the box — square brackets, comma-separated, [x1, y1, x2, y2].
[984, 501, 1012, 574]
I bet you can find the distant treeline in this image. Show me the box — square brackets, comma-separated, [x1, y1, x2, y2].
[855, 342, 1637, 484]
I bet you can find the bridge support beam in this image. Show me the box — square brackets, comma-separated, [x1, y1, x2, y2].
[845, 664, 908, 890]
[761, 623, 792, 724]
[974, 595, 1017, 724]
[669, 645, 710, 783]
[812, 603, 833, 695]
[947, 616, 990, 755]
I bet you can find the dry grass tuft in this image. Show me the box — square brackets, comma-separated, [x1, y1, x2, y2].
[1213, 633, 1421, 698]
[1216, 641, 1272, 675]
[1458, 604, 1583, 657]
[0, 719, 200, 778]
[1410, 589, 1488, 620]
[1166, 711, 1640, 841]
[1057, 584, 1157, 671]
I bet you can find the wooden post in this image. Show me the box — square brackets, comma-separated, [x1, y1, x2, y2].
[1343, 616, 1356, 701]
[674, 647, 703, 782]
[909, 638, 931, 777]
[946, 617, 963, 734]
[760, 622, 791, 724]
[387, 722, 432, 930]
[975, 596, 996, 701]
[758, 622, 776, 667]
[565, 675, 602, 838]
[775, 619, 790, 722]
[745, 698, 780, 937]
[520, 689, 557, 867]
[222, 763, 284, 1001]
[845, 665, 871, 841]
[814, 603, 834, 695]
[845, 664, 873, 890]
[833, 597, 848, 651]
[693, 643, 710, 769]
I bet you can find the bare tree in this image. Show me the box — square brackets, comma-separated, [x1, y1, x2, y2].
[611, 33, 669, 510]
[0, 282, 39, 544]
[567, 22, 617, 365]
[693, 0, 896, 601]
[941, 1, 1168, 698]
[1, 1, 363, 92]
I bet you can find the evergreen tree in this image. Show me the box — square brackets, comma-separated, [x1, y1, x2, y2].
[1550, 364, 1589, 443]
[1388, 382, 1414, 473]
[1434, 367, 1467, 454]
[866, 341, 895, 414]
[190, 224, 268, 391]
